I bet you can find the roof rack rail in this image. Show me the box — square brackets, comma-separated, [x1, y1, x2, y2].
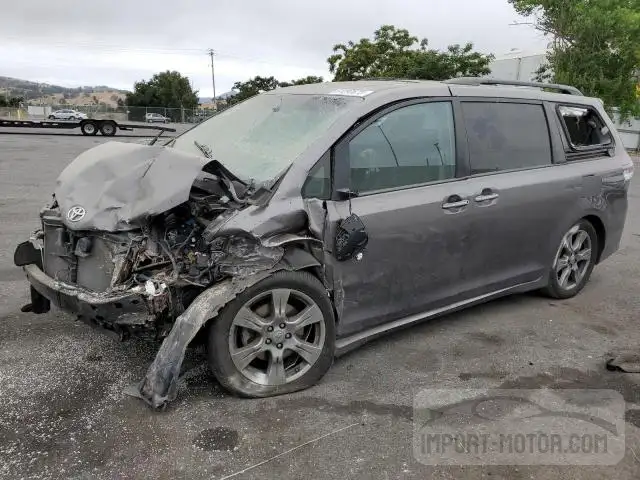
[357, 77, 422, 82]
[444, 77, 583, 96]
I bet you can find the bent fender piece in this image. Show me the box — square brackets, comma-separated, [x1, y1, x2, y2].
[137, 273, 273, 409]
[606, 350, 640, 373]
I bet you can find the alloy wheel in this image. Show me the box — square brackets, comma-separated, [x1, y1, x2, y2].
[228, 288, 326, 386]
[553, 224, 593, 290]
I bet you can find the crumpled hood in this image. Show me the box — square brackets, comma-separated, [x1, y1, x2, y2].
[55, 141, 209, 231]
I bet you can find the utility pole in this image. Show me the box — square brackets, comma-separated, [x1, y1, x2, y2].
[208, 49, 217, 110]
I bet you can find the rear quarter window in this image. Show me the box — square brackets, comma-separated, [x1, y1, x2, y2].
[461, 102, 552, 175]
[557, 105, 612, 149]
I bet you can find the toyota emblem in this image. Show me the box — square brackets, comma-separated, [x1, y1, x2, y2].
[67, 205, 86, 222]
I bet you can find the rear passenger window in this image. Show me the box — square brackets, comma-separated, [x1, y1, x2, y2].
[348, 102, 456, 193]
[558, 105, 612, 148]
[462, 102, 552, 175]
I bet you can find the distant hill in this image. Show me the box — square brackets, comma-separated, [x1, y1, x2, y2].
[198, 91, 236, 104]
[0, 76, 129, 107]
[217, 91, 237, 100]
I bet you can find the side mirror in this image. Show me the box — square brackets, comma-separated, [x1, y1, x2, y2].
[334, 213, 368, 261]
[336, 188, 358, 201]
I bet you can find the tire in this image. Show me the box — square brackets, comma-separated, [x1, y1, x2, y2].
[80, 121, 98, 136]
[48, 115, 55, 120]
[99, 121, 117, 136]
[68, 116, 76, 121]
[542, 219, 598, 299]
[208, 270, 335, 398]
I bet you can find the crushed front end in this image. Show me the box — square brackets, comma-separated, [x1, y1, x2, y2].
[13, 141, 299, 407]
[15, 203, 197, 340]
[14, 157, 256, 341]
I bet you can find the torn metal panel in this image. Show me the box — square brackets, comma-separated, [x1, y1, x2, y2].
[304, 198, 345, 320]
[203, 198, 307, 241]
[215, 235, 284, 277]
[261, 233, 323, 248]
[55, 142, 211, 231]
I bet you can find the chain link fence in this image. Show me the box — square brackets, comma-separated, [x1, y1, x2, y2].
[5, 104, 219, 124]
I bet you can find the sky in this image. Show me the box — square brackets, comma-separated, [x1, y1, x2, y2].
[0, 0, 549, 97]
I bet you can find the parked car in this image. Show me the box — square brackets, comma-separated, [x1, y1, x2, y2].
[14, 79, 634, 408]
[145, 112, 170, 123]
[48, 109, 88, 120]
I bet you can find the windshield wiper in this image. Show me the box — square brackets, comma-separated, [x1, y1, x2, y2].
[193, 140, 213, 159]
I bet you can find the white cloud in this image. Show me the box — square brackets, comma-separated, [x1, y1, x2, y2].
[1, 0, 547, 95]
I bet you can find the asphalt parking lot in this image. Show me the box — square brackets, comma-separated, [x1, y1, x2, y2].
[2, 132, 640, 479]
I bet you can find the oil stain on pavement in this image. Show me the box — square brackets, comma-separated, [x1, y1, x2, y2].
[193, 427, 239, 452]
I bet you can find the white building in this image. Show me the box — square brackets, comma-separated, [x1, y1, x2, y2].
[486, 49, 548, 82]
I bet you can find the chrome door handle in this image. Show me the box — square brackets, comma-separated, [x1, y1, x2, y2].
[442, 199, 469, 209]
[474, 193, 499, 202]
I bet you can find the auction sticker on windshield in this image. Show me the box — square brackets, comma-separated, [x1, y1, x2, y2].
[328, 89, 374, 97]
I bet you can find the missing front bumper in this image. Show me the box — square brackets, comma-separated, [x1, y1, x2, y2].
[22, 263, 154, 334]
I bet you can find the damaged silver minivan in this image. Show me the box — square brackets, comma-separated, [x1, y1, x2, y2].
[14, 79, 634, 408]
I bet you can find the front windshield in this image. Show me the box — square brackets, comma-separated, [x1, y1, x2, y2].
[172, 93, 361, 184]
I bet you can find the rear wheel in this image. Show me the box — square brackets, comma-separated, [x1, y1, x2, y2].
[47, 115, 55, 120]
[542, 219, 598, 299]
[99, 121, 117, 136]
[208, 271, 335, 397]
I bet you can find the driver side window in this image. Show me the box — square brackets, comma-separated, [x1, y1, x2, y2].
[348, 101, 456, 194]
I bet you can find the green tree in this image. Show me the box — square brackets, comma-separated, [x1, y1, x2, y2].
[228, 75, 323, 104]
[327, 25, 493, 81]
[126, 70, 199, 109]
[0, 96, 23, 108]
[509, 0, 640, 119]
[279, 75, 324, 87]
[228, 76, 281, 104]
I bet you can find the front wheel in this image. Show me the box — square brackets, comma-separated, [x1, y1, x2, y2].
[208, 270, 335, 398]
[542, 219, 598, 299]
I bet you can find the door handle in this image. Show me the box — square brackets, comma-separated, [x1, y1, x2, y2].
[442, 199, 469, 209]
[474, 193, 499, 202]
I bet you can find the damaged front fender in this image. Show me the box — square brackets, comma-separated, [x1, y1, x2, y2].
[134, 271, 275, 408]
[132, 230, 330, 408]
